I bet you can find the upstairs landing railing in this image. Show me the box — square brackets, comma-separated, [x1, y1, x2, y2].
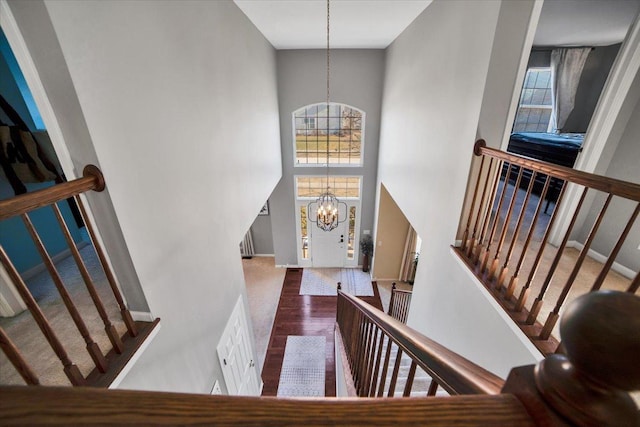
[388, 283, 412, 324]
[1, 291, 638, 425]
[456, 139, 640, 354]
[0, 166, 158, 387]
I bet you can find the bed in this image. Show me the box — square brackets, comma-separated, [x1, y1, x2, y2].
[507, 132, 584, 167]
[505, 132, 584, 212]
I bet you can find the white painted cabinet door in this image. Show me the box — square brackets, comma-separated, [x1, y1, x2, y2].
[217, 296, 260, 396]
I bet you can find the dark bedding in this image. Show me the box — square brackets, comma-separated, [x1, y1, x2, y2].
[507, 132, 584, 168]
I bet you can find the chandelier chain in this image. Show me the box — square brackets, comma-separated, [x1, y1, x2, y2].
[326, 0, 331, 188]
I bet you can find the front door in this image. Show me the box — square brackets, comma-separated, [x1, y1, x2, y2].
[311, 220, 346, 267]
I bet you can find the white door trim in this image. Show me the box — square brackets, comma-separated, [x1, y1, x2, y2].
[549, 12, 640, 245]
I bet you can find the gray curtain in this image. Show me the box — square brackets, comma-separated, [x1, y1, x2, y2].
[399, 225, 417, 282]
[548, 47, 591, 132]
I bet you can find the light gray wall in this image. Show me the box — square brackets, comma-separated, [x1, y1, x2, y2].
[378, 0, 541, 378]
[574, 90, 640, 273]
[477, 0, 540, 149]
[250, 211, 274, 255]
[271, 50, 384, 266]
[10, 0, 281, 394]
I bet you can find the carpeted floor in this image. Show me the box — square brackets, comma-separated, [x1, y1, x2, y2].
[241, 256, 286, 374]
[0, 245, 127, 386]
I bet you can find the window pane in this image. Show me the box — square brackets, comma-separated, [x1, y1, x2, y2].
[293, 102, 365, 165]
[296, 176, 361, 199]
[300, 206, 308, 259]
[513, 68, 552, 133]
[347, 206, 356, 260]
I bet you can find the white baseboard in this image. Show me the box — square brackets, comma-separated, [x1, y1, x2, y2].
[275, 264, 301, 268]
[251, 254, 275, 257]
[130, 311, 155, 322]
[566, 240, 637, 280]
[21, 241, 90, 280]
[454, 239, 463, 247]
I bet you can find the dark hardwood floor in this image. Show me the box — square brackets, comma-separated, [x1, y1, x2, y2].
[261, 268, 383, 397]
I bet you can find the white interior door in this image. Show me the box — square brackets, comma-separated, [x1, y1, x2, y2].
[217, 296, 260, 396]
[311, 221, 346, 267]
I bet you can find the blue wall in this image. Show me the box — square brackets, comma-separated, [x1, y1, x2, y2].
[0, 28, 44, 130]
[0, 28, 84, 274]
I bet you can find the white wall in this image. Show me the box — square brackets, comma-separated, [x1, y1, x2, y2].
[10, 0, 281, 393]
[378, 0, 541, 378]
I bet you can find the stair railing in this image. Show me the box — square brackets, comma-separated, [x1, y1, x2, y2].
[0, 166, 158, 387]
[337, 290, 504, 397]
[387, 283, 412, 324]
[456, 139, 640, 354]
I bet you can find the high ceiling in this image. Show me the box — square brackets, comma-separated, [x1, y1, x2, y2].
[235, 0, 640, 51]
[234, 0, 432, 49]
[534, 0, 640, 47]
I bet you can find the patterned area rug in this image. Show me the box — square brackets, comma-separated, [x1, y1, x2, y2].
[299, 268, 374, 296]
[277, 336, 326, 397]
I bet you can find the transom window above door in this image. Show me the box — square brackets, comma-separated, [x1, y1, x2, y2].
[296, 176, 361, 199]
[293, 103, 365, 166]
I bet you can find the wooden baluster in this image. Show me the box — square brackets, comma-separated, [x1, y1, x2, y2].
[74, 195, 137, 337]
[533, 291, 640, 426]
[539, 194, 613, 339]
[497, 170, 537, 292]
[526, 187, 588, 324]
[515, 181, 567, 311]
[387, 347, 403, 397]
[376, 339, 393, 397]
[363, 327, 380, 397]
[480, 164, 513, 274]
[21, 212, 108, 373]
[354, 314, 368, 389]
[388, 283, 396, 317]
[461, 155, 486, 252]
[627, 271, 639, 293]
[353, 312, 365, 391]
[474, 160, 504, 265]
[52, 203, 124, 354]
[488, 167, 524, 282]
[0, 246, 85, 385]
[403, 360, 417, 397]
[0, 326, 40, 385]
[467, 158, 494, 258]
[590, 202, 640, 291]
[359, 321, 374, 396]
[427, 380, 439, 396]
[506, 176, 552, 300]
[369, 331, 385, 397]
[402, 293, 410, 323]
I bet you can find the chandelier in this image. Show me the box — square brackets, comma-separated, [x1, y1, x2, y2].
[310, 0, 346, 232]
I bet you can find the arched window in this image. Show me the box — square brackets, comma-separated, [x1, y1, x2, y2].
[293, 102, 365, 166]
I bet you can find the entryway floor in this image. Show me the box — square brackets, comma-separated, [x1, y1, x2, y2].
[259, 267, 383, 397]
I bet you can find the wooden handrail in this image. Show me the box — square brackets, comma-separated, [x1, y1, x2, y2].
[0, 386, 535, 426]
[339, 291, 504, 395]
[474, 139, 640, 201]
[0, 165, 105, 221]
